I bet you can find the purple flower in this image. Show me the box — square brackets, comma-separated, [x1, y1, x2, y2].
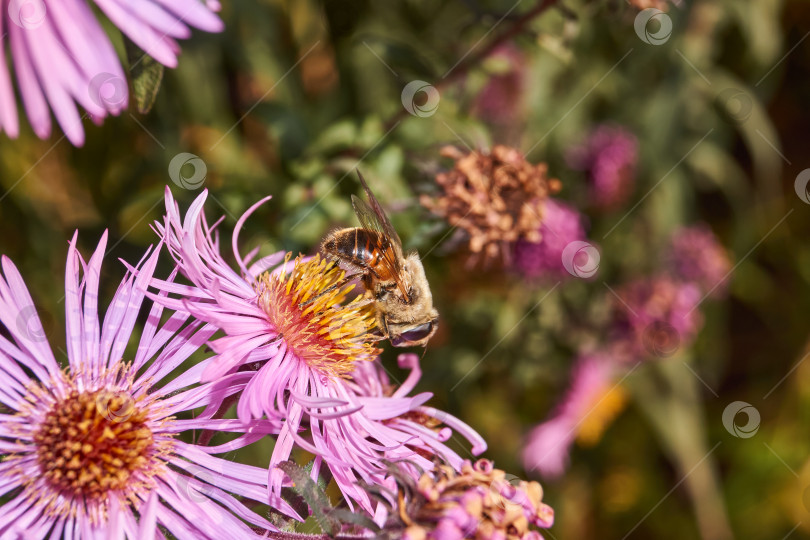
[0, 231, 281, 538]
[668, 225, 732, 298]
[513, 198, 589, 279]
[611, 275, 703, 360]
[403, 460, 554, 539]
[0, 0, 222, 145]
[566, 125, 638, 211]
[150, 187, 486, 518]
[522, 355, 626, 478]
[473, 44, 526, 128]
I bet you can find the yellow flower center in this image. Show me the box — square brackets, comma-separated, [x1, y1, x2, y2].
[256, 254, 381, 377]
[3, 365, 174, 522]
[34, 388, 153, 501]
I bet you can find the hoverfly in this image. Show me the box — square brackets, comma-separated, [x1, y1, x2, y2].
[321, 173, 438, 347]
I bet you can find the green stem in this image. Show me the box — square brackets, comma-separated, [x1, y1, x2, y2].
[628, 357, 734, 540]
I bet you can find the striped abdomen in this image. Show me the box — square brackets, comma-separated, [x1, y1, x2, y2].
[322, 228, 398, 281]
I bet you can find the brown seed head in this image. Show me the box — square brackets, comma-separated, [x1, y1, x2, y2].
[421, 145, 560, 265]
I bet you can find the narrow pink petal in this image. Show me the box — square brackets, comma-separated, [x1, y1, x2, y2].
[116, 0, 192, 39]
[246, 251, 287, 279]
[64, 231, 84, 369]
[417, 406, 487, 455]
[93, 0, 180, 67]
[136, 491, 158, 540]
[152, 0, 224, 32]
[171, 417, 281, 433]
[356, 393, 432, 420]
[0, 255, 58, 375]
[164, 458, 277, 530]
[47, 0, 119, 82]
[22, 20, 86, 145]
[391, 353, 422, 398]
[0, 16, 18, 137]
[232, 195, 273, 277]
[105, 242, 162, 367]
[82, 230, 107, 376]
[47, 516, 66, 539]
[9, 22, 50, 139]
[106, 495, 124, 540]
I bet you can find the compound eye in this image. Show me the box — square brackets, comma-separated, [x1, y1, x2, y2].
[391, 321, 435, 347]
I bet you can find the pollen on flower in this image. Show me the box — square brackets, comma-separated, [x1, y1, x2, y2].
[256, 253, 381, 377]
[34, 389, 153, 500]
[3, 364, 174, 522]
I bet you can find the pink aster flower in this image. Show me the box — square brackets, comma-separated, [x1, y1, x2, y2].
[512, 198, 590, 280]
[0, 231, 281, 538]
[522, 354, 626, 479]
[0, 0, 222, 145]
[150, 187, 485, 518]
[611, 275, 703, 360]
[566, 125, 638, 211]
[668, 225, 732, 298]
[399, 459, 554, 539]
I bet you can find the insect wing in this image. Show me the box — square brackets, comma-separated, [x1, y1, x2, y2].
[351, 174, 410, 300]
[356, 171, 403, 249]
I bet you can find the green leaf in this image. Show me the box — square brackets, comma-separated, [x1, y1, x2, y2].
[277, 461, 339, 536]
[125, 37, 165, 114]
[303, 459, 330, 493]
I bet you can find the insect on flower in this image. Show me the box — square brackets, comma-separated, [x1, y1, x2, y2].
[152, 187, 485, 517]
[321, 172, 439, 348]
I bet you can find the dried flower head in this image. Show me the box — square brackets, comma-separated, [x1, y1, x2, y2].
[421, 145, 561, 264]
[394, 459, 554, 540]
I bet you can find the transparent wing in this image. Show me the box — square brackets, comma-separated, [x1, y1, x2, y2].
[351, 172, 410, 300]
[354, 171, 403, 249]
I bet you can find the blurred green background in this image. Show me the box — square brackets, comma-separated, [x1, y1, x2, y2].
[2, 0, 810, 538]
